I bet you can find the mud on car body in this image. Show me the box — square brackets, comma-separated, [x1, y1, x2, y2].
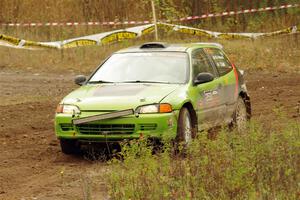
[55, 42, 251, 154]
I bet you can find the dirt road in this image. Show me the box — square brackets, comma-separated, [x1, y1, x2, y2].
[0, 70, 108, 200]
[0, 68, 299, 200]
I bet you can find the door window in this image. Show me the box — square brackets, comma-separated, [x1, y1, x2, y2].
[191, 49, 216, 79]
[205, 48, 232, 76]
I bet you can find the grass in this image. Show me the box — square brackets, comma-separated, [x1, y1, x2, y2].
[106, 118, 300, 200]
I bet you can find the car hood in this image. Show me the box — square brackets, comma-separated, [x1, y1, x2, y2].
[62, 83, 180, 111]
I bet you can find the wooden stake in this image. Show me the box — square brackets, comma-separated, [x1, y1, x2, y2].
[151, 0, 159, 40]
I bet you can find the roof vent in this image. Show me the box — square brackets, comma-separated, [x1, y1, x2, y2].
[140, 42, 167, 49]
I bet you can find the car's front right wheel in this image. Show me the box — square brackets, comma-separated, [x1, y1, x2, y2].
[59, 139, 79, 155]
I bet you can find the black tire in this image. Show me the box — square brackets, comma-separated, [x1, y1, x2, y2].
[177, 107, 196, 145]
[60, 139, 79, 155]
[232, 97, 248, 133]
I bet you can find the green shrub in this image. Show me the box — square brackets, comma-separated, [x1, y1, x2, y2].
[106, 120, 300, 200]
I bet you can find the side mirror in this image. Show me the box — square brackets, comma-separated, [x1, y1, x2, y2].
[74, 75, 86, 86]
[194, 72, 214, 85]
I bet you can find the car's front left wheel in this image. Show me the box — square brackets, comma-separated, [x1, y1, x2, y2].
[177, 107, 196, 146]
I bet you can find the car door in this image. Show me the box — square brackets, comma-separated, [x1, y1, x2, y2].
[191, 48, 226, 130]
[204, 48, 236, 124]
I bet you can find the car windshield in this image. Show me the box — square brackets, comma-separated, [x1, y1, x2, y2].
[89, 52, 189, 84]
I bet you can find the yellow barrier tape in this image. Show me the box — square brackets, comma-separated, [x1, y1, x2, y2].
[141, 26, 155, 35]
[217, 33, 252, 39]
[101, 31, 138, 45]
[260, 26, 296, 37]
[0, 23, 298, 50]
[23, 40, 58, 49]
[179, 28, 213, 38]
[0, 34, 21, 46]
[62, 39, 97, 48]
[160, 22, 299, 39]
[0, 24, 154, 49]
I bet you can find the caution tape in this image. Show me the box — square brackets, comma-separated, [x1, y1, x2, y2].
[0, 34, 21, 46]
[177, 3, 299, 22]
[1, 3, 298, 27]
[1, 21, 151, 27]
[0, 24, 155, 49]
[0, 23, 299, 50]
[160, 23, 299, 39]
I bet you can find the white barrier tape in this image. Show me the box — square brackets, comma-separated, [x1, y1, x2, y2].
[1, 4, 298, 27]
[1, 21, 151, 27]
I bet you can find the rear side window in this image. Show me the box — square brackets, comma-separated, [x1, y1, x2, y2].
[205, 48, 232, 76]
[191, 49, 216, 79]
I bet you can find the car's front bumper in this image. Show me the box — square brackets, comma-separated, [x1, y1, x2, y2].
[55, 111, 179, 142]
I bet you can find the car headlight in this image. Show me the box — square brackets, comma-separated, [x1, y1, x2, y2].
[56, 104, 81, 115]
[136, 103, 173, 114]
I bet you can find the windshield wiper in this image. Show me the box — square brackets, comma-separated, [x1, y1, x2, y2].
[120, 80, 171, 84]
[88, 80, 114, 84]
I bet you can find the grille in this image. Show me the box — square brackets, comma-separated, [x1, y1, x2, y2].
[76, 124, 135, 135]
[138, 123, 157, 131]
[60, 124, 74, 131]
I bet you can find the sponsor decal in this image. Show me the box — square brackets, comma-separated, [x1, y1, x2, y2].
[198, 89, 220, 108]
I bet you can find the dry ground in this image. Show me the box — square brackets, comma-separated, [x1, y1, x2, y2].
[0, 67, 299, 200]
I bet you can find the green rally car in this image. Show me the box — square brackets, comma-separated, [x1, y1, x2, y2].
[55, 42, 251, 154]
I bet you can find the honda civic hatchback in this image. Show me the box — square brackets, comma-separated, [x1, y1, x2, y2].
[55, 42, 251, 154]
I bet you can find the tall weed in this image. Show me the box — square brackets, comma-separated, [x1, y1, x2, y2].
[107, 119, 299, 199]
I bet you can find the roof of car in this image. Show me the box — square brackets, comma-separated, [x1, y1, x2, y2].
[116, 42, 223, 53]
